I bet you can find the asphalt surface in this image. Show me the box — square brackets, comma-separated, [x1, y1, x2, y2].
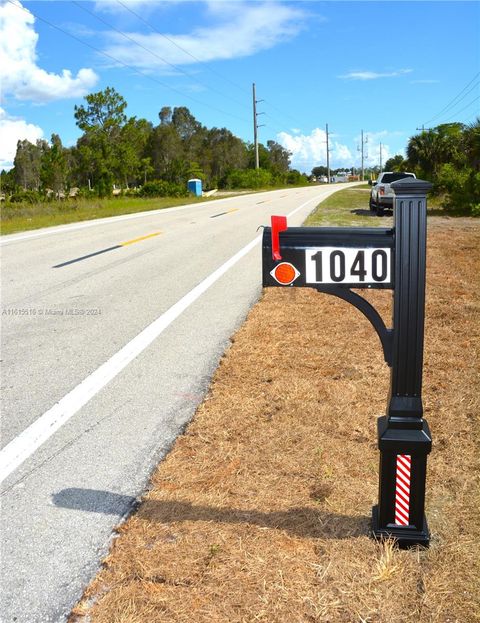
[0, 184, 356, 622]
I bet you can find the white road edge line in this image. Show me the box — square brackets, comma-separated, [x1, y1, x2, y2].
[0, 195, 323, 484]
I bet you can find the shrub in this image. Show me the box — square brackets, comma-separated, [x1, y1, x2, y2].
[95, 178, 113, 198]
[286, 170, 308, 185]
[138, 180, 188, 198]
[436, 164, 480, 215]
[8, 190, 41, 204]
[74, 187, 95, 199]
[226, 168, 273, 189]
[124, 187, 140, 197]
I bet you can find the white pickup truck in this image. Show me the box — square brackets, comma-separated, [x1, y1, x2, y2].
[369, 171, 416, 215]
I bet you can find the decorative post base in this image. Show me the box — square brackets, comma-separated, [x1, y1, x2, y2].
[371, 506, 430, 548]
[372, 416, 432, 548]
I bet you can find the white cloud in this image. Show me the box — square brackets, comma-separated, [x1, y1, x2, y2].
[94, 0, 164, 13]
[277, 128, 353, 172]
[277, 128, 398, 172]
[101, 2, 305, 70]
[0, 108, 44, 170]
[339, 69, 413, 81]
[0, 1, 98, 103]
[355, 131, 395, 167]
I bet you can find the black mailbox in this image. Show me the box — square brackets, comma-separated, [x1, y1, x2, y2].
[263, 226, 394, 289]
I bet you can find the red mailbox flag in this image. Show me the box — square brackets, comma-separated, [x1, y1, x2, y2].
[271, 215, 288, 260]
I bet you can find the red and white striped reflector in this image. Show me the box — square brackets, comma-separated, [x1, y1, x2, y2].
[394, 454, 411, 526]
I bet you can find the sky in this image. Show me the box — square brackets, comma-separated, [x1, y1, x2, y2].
[0, 0, 479, 173]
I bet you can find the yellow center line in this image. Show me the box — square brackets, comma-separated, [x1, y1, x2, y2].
[120, 231, 162, 247]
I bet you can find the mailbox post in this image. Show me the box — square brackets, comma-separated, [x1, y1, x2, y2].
[262, 178, 433, 547]
[373, 178, 433, 546]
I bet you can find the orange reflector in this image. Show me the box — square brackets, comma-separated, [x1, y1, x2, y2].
[270, 262, 300, 285]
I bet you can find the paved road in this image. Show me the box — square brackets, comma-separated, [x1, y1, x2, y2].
[0, 184, 356, 622]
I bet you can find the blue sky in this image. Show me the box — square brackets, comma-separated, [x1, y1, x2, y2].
[1, 0, 479, 172]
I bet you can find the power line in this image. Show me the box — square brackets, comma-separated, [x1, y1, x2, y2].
[9, 0, 353, 149]
[441, 95, 480, 124]
[422, 72, 480, 126]
[72, 1, 249, 112]
[262, 97, 305, 128]
[115, 0, 251, 97]
[428, 80, 480, 124]
[115, 0, 308, 138]
[7, 0, 250, 125]
[72, 2, 210, 87]
[262, 117, 292, 136]
[465, 113, 480, 125]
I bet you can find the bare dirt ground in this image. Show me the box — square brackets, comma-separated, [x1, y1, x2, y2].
[71, 218, 479, 623]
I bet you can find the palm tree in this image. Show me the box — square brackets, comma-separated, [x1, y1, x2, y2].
[407, 124, 465, 179]
[407, 130, 441, 178]
[462, 117, 480, 171]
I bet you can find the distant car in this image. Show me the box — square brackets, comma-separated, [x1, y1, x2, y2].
[369, 171, 416, 215]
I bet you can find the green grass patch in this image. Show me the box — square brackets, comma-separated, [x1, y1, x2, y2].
[0, 195, 219, 235]
[304, 186, 462, 228]
[0, 183, 317, 235]
[304, 186, 393, 228]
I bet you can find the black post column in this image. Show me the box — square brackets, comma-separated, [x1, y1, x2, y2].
[372, 178, 433, 547]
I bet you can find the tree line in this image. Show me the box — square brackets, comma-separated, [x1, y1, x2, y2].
[1, 87, 308, 202]
[384, 120, 479, 215]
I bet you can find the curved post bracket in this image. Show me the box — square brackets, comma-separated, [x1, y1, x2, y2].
[315, 286, 393, 366]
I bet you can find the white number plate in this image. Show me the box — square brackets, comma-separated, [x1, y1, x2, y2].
[305, 247, 391, 285]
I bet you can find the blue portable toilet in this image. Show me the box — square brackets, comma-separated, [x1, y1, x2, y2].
[187, 178, 202, 197]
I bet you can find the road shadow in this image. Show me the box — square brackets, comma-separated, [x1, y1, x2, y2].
[52, 487, 138, 516]
[350, 208, 393, 217]
[52, 488, 370, 540]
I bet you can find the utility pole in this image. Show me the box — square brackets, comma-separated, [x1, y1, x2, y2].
[252, 83, 265, 170]
[326, 123, 330, 183]
[359, 130, 364, 181]
[379, 142, 383, 173]
[358, 130, 368, 181]
[253, 83, 259, 169]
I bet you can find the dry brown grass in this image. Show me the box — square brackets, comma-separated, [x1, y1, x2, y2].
[71, 218, 480, 623]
